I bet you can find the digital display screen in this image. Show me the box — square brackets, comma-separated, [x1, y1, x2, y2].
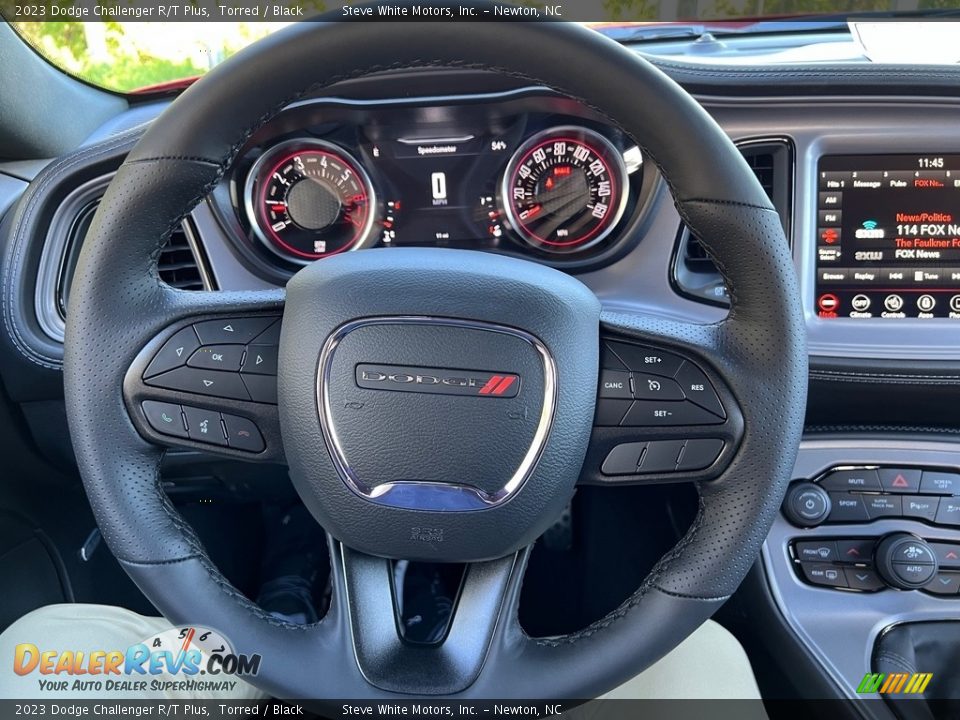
[815, 154, 960, 319]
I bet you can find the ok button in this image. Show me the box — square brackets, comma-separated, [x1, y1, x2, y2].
[187, 345, 245, 372]
[599, 369, 633, 399]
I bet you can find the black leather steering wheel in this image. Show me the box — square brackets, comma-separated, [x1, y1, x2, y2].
[63, 13, 806, 700]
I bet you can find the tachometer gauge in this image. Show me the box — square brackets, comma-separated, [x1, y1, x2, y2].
[244, 139, 377, 263]
[501, 127, 629, 253]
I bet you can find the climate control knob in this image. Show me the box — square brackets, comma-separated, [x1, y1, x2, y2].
[875, 533, 938, 590]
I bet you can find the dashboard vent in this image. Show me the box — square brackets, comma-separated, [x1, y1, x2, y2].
[156, 223, 206, 290]
[673, 139, 793, 306]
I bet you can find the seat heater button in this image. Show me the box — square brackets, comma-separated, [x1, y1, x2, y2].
[187, 345, 244, 372]
[795, 541, 838, 563]
[241, 345, 279, 376]
[878, 468, 922, 494]
[594, 399, 631, 426]
[241, 374, 279, 404]
[845, 567, 885, 592]
[676, 439, 725, 471]
[801, 563, 848, 588]
[864, 495, 903, 519]
[902, 495, 939, 523]
[145, 367, 251, 401]
[673, 361, 725, 419]
[632, 373, 685, 401]
[222, 413, 266, 453]
[182, 406, 227, 446]
[141, 401, 187, 438]
[621, 400, 723, 427]
[601, 443, 647, 475]
[828, 493, 869, 523]
[193, 317, 276, 345]
[638, 440, 685, 473]
[598, 370, 632, 399]
[920, 471, 960, 496]
[819, 469, 882, 492]
[935, 499, 960, 527]
[144, 327, 200, 379]
[606, 341, 684, 377]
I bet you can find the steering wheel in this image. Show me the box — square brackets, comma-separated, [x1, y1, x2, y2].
[63, 13, 805, 700]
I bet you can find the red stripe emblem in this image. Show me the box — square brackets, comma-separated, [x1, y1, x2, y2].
[478, 376, 503, 395]
[491, 376, 517, 396]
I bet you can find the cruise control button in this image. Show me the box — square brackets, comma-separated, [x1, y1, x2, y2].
[187, 345, 245, 372]
[145, 367, 251, 401]
[182, 406, 227, 446]
[920, 471, 960, 496]
[676, 439, 725, 471]
[222, 413, 266, 453]
[193, 317, 276, 345]
[845, 567, 885, 592]
[864, 495, 902, 519]
[828, 493, 869, 523]
[673, 361, 725, 418]
[795, 541, 838, 563]
[241, 345, 279, 376]
[632, 373, 684, 401]
[598, 370, 632, 399]
[622, 400, 723, 427]
[637, 440, 685, 473]
[141, 401, 187, 438]
[606, 342, 684, 377]
[935, 499, 960, 526]
[878, 468, 922, 494]
[801, 563, 848, 588]
[819, 469, 881, 492]
[902, 495, 939, 523]
[930, 542, 960, 569]
[594, 399, 631, 426]
[925, 572, 960, 596]
[836, 538, 875, 563]
[601, 443, 647, 475]
[144, 327, 200, 379]
[241, 374, 278, 404]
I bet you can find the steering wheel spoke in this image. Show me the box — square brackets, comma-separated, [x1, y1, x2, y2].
[579, 311, 743, 486]
[123, 289, 285, 460]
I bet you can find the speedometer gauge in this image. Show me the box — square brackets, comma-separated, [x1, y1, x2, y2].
[244, 139, 377, 263]
[501, 127, 629, 253]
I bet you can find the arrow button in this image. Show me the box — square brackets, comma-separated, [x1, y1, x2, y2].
[241, 345, 279, 376]
[145, 367, 250, 401]
[193, 317, 276, 345]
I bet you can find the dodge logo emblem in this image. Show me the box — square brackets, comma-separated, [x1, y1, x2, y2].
[355, 363, 520, 398]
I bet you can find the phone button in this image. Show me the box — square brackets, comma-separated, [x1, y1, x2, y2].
[142, 401, 187, 438]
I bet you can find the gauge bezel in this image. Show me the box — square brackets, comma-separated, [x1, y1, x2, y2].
[500, 126, 630, 253]
[243, 138, 379, 265]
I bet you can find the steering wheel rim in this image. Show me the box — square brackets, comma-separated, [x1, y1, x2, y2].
[63, 10, 806, 700]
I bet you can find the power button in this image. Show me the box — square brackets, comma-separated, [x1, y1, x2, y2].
[784, 482, 832, 527]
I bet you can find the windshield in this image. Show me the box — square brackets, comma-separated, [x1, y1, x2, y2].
[9, 6, 960, 94]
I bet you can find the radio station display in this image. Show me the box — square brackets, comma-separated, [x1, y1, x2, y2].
[815, 154, 960, 319]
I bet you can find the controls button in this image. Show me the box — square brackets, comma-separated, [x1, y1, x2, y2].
[930, 542, 960, 569]
[884, 294, 904, 312]
[621, 400, 723, 427]
[820, 468, 881, 492]
[601, 443, 647, 475]
[250, 319, 281, 345]
[673, 362, 725, 418]
[836, 538, 875, 563]
[606, 342, 684, 377]
[935, 499, 960, 526]
[632, 373, 685, 401]
[920, 471, 960, 495]
[902, 495, 939, 523]
[801, 563, 848, 588]
[241, 374, 278, 404]
[222, 413, 266, 453]
[828, 493, 869, 523]
[193, 317, 276, 346]
[879, 468, 922, 493]
[594, 399, 631, 426]
[187, 345, 245, 372]
[144, 327, 201, 379]
[241, 345, 279, 376]
[845, 567, 885, 592]
[676, 439, 725, 471]
[182, 406, 227, 446]
[864, 495, 902, 520]
[598, 370, 632, 399]
[637, 440, 685, 473]
[141, 401, 187, 438]
[784, 483, 831, 527]
[795, 541, 838, 563]
[925, 572, 960, 596]
[145, 367, 251, 401]
[601, 342, 629, 371]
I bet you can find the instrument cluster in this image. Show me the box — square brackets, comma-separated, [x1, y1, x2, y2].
[216, 92, 654, 276]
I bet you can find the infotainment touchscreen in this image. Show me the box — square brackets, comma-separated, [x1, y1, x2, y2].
[815, 154, 960, 319]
